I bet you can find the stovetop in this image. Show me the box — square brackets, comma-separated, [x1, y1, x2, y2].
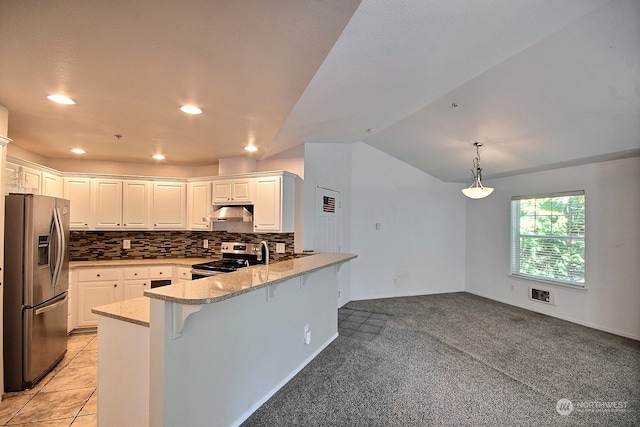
[192, 242, 265, 272]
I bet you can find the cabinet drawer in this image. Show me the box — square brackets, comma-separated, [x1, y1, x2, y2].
[177, 267, 192, 281]
[78, 268, 120, 282]
[149, 266, 172, 279]
[124, 267, 149, 280]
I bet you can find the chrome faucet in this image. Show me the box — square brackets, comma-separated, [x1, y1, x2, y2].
[259, 240, 270, 265]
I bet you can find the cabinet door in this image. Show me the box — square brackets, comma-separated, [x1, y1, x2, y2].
[6, 164, 41, 194]
[64, 177, 92, 229]
[124, 279, 149, 300]
[231, 179, 252, 203]
[254, 176, 282, 232]
[92, 179, 123, 229]
[77, 281, 121, 328]
[152, 182, 187, 229]
[22, 166, 41, 194]
[42, 172, 63, 197]
[188, 181, 212, 230]
[123, 180, 150, 229]
[212, 180, 231, 204]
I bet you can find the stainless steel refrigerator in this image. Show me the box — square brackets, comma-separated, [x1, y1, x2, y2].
[3, 194, 70, 391]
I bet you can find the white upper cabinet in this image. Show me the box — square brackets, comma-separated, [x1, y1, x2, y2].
[42, 172, 63, 197]
[5, 163, 41, 195]
[152, 182, 187, 229]
[212, 178, 253, 204]
[123, 180, 150, 229]
[64, 177, 92, 229]
[188, 181, 212, 230]
[92, 179, 123, 229]
[253, 176, 281, 232]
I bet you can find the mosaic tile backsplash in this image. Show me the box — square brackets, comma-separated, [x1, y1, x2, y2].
[69, 231, 295, 261]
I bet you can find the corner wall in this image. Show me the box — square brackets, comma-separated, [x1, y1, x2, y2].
[465, 156, 640, 339]
[349, 142, 466, 300]
[303, 142, 466, 303]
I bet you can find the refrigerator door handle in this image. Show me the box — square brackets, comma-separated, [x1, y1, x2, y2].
[34, 293, 67, 316]
[51, 207, 65, 288]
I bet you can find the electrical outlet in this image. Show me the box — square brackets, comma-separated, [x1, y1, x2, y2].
[203, 239, 209, 249]
[276, 243, 285, 253]
[123, 239, 130, 249]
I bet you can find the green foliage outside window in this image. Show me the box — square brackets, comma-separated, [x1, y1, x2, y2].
[511, 192, 585, 286]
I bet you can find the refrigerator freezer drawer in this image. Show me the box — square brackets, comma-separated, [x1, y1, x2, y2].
[20, 294, 68, 391]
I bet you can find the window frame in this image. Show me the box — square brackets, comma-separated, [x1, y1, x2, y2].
[510, 190, 586, 288]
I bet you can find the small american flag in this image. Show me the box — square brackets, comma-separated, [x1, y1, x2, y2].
[323, 196, 335, 213]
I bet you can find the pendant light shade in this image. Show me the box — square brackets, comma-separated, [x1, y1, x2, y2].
[461, 142, 494, 199]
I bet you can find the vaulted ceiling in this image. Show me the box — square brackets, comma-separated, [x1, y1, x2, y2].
[1, 0, 638, 182]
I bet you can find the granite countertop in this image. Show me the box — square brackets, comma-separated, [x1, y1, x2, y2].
[91, 252, 357, 326]
[92, 297, 151, 327]
[70, 257, 217, 268]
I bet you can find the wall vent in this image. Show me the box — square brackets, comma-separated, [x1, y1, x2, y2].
[529, 287, 555, 305]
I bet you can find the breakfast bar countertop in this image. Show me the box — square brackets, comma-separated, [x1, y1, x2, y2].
[91, 252, 356, 326]
[144, 252, 357, 305]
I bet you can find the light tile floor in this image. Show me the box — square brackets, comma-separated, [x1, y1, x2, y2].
[0, 332, 97, 427]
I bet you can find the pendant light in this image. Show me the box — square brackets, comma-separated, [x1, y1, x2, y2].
[461, 142, 494, 199]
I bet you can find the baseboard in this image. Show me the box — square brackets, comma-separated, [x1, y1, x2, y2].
[231, 331, 339, 427]
[465, 290, 640, 341]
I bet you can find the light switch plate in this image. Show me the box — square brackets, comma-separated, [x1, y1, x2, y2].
[276, 243, 285, 253]
[123, 239, 131, 249]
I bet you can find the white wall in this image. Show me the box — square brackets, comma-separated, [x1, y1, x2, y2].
[303, 143, 352, 303]
[349, 142, 466, 300]
[259, 144, 305, 179]
[465, 156, 640, 339]
[303, 142, 466, 303]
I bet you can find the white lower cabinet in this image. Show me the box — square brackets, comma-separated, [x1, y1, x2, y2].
[124, 267, 150, 300]
[72, 264, 188, 330]
[75, 268, 123, 329]
[176, 267, 192, 282]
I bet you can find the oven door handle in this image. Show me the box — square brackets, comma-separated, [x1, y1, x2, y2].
[190, 268, 223, 277]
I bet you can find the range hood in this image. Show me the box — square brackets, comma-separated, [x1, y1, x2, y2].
[207, 206, 253, 222]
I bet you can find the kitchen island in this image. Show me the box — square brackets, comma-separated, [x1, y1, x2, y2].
[92, 252, 356, 427]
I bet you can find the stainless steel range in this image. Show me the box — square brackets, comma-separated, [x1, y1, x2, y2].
[190, 242, 267, 279]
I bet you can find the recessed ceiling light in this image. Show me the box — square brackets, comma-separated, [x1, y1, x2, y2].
[47, 94, 76, 105]
[244, 145, 258, 152]
[152, 154, 166, 160]
[366, 128, 377, 133]
[180, 105, 202, 115]
[70, 148, 86, 154]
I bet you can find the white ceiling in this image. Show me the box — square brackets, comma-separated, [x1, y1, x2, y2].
[1, 0, 639, 182]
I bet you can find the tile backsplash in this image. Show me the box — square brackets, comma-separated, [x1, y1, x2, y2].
[69, 231, 295, 261]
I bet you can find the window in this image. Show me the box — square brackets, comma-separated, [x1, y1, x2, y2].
[511, 191, 585, 287]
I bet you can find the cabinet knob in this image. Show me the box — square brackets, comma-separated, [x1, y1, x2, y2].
[143, 283, 147, 287]
[97, 274, 101, 277]
[114, 284, 117, 287]
[134, 273, 137, 276]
